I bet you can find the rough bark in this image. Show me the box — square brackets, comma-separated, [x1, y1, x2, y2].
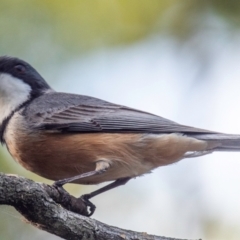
[0, 173, 200, 240]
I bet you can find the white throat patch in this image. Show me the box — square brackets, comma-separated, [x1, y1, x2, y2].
[0, 73, 31, 124]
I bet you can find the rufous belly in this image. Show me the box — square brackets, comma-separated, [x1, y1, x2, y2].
[4, 113, 208, 185]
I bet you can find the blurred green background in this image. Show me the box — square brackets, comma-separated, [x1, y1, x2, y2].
[1, 1, 240, 239]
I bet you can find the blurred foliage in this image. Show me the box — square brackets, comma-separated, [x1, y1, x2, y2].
[0, 0, 174, 61]
[1, 0, 240, 63]
[1, 0, 240, 239]
[202, 217, 240, 240]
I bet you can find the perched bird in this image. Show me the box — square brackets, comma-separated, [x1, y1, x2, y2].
[1, 56, 240, 215]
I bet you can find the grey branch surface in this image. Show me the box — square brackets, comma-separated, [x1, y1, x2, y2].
[0, 173, 200, 240]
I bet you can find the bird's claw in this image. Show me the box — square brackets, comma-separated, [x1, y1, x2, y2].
[52, 183, 71, 206]
[52, 182, 96, 217]
[79, 194, 96, 217]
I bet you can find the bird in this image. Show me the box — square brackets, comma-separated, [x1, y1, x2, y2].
[1, 56, 240, 216]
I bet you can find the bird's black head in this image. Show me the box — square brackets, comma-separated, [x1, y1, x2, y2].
[0, 56, 53, 130]
[0, 56, 51, 98]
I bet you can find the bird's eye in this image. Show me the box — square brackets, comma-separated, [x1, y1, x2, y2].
[14, 64, 26, 74]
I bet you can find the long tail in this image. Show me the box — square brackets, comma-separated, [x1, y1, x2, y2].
[191, 133, 240, 151]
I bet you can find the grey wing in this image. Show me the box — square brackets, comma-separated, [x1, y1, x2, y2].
[25, 92, 215, 134]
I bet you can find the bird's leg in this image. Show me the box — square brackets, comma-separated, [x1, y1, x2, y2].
[52, 160, 111, 216]
[79, 177, 131, 216]
[81, 177, 131, 199]
[53, 160, 110, 187]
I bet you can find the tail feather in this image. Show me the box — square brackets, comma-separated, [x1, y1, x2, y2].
[189, 133, 240, 152]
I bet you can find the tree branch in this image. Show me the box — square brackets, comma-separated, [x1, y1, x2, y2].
[0, 173, 200, 240]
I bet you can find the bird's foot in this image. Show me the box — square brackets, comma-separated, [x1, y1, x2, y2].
[51, 182, 93, 216]
[78, 194, 96, 217]
[52, 182, 72, 206]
